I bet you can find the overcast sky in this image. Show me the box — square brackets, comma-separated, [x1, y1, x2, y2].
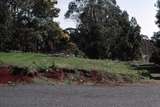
[56, 0, 159, 37]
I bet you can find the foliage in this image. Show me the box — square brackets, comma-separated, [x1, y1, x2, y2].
[150, 0, 160, 64]
[140, 35, 156, 63]
[0, 0, 72, 53]
[65, 0, 142, 60]
[156, 0, 160, 28]
[11, 66, 29, 76]
[32, 60, 56, 72]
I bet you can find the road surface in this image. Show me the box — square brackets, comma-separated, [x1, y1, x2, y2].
[0, 84, 160, 107]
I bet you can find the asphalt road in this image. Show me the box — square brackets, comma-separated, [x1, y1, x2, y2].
[0, 84, 160, 107]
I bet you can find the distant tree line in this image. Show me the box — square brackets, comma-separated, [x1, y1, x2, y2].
[0, 0, 157, 61]
[0, 0, 76, 53]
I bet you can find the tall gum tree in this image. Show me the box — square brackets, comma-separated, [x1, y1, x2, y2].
[65, 0, 142, 60]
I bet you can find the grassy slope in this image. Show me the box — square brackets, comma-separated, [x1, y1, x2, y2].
[0, 52, 143, 79]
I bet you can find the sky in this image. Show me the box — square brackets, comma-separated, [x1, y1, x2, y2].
[55, 0, 159, 37]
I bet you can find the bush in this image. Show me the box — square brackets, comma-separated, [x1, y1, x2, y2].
[65, 42, 86, 57]
[11, 66, 29, 76]
[150, 50, 160, 64]
[32, 61, 56, 73]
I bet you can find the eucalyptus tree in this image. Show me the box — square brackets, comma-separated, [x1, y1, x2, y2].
[153, 0, 160, 47]
[66, 0, 142, 60]
[149, 0, 160, 64]
[0, 0, 13, 51]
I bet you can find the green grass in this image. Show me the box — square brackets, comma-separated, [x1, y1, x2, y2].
[0, 52, 144, 79]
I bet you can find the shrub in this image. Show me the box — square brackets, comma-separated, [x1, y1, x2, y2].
[11, 66, 29, 76]
[32, 61, 56, 73]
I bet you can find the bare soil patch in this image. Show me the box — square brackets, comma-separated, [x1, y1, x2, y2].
[0, 66, 32, 84]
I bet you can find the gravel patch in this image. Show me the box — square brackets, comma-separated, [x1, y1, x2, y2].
[0, 84, 160, 107]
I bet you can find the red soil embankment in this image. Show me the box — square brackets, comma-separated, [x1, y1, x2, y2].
[43, 68, 134, 84]
[0, 66, 32, 84]
[44, 68, 109, 83]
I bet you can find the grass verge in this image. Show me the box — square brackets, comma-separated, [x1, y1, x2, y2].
[0, 52, 147, 82]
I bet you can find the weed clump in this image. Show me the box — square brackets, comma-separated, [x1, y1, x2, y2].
[11, 66, 28, 76]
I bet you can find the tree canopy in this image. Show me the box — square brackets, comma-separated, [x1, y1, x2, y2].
[65, 0, 142, 60]
[0, 0, 146, 61]
[0, 0, 72, 53]
[149, 0, 160, 64]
